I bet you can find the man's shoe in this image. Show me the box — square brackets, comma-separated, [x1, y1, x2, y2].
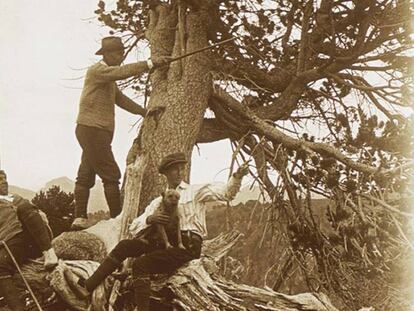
[71, 217, 90, 230]
[43, 248, 58, 270]
[63, 268, 90, 299]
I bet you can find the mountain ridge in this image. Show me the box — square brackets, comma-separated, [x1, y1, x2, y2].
[9, 176, 265, 213]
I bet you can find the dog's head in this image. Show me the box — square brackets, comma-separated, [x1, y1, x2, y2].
[161, 189, 180, 209]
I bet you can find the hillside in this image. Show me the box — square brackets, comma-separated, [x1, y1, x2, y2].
[9, 185, 36, 200]
[9, 177, 106, 214]
[206, 199, 330, 293]
[41, 177, 107, 214]
[40, 177, 268, 213]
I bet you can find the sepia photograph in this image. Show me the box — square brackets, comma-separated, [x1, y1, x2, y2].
[0, 0, 413, 310]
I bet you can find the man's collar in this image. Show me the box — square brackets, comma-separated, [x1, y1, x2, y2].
[0, 194, 13, 202]
[167, 181, 188, 190]
[177, 181, 189, 190]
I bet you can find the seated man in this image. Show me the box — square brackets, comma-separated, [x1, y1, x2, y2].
[65, 152, 248, 311]
[0, 170, 58, 311]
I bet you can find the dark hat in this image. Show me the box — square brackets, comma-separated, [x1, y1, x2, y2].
[95, 36, 125, 55]
[158, 152, 188, 174]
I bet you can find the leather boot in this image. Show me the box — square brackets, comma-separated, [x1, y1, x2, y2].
[65, 255, 122, 299]
[0, 276, 25, 311]
[74, 184, 90, 219]
[132, 276, 150, 311]
[84, 255, 121, 292]
[103, 183, 121, 218]
[72, 184, 90, 230]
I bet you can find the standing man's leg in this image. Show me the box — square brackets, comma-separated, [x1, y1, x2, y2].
[74, 153, 95, 219]
[75, 125, 122, 222]
[97, 130, 122, 218]
[73, 125, 97, 229]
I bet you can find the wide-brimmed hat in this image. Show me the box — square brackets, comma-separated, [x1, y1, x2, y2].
[95, 36, 125, 55]
[158, 152, 188, 174]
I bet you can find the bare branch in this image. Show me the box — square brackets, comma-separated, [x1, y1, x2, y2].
[214, 88, 395, 176]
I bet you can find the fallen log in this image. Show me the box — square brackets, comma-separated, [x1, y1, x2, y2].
[14, 217, 338, 311]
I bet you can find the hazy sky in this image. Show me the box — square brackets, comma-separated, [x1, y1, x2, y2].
[0, 1, 234, 190]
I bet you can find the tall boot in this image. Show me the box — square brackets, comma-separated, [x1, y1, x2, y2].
[103, 183, 121, 218]
[64, 255, 121, 299]
[72, 184, 90, 230]
[0, 276, 25, 311]
[85, 255, 121, 292]
[74, 184, 90, 219]
[132, 276, 150, 311]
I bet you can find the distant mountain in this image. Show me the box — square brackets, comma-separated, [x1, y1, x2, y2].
[232, 185, 270, 205]
[41, 176, 107, 214]
[9, 185, 36, 200]
[42, 176, 74, 193]
[10, 177, 268, 214]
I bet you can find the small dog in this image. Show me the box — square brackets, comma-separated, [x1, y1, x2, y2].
[136, 189, 185, 249]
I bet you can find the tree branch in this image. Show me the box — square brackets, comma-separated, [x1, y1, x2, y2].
[213, 88, 393, 176]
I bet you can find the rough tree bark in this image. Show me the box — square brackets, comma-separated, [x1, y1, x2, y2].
[127, 3, 213, 212]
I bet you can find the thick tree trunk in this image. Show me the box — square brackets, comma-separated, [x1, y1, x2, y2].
[127, 4, 213, 213]
[16, 221, 339, 311]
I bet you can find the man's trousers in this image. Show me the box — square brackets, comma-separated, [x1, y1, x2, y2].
[74, 124, 122, 218]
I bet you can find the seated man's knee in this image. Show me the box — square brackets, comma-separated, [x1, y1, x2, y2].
[16, 202, 35, 220]
[111, 239, 135, 259]
[115, 239, 131, 252]
[111, 238, 147, 261]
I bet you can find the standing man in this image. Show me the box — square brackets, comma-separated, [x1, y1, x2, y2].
[0, 170, 58, 311]
[72, 36, 169, 230]
[65, 152, 249, 310]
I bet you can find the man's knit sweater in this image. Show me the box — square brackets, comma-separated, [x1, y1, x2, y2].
[0, 194, 53, 243]
[0, 195, 23, 242]
[77, 61, 148, 132]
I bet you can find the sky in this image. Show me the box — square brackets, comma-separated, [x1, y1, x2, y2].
[0, 1, 234, 190]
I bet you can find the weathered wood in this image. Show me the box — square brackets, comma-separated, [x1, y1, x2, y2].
[120, 155, 148, 240]
[17, 222, 338, 311]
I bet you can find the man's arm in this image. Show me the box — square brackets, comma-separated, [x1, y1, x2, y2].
[115, 87, 147, 116]
[129, 196, 171, 236]
[90, 56, 171, 83]
[129, 197, 161, 236]
[12, 194, 34, 209]
[91, 62, 149, 83]
[194, 162, 249, 203]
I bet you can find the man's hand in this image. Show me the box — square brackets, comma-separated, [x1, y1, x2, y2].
[151, 55, 172, 68]
[233, 161, 250, 178]
[146, 212, 170, 225]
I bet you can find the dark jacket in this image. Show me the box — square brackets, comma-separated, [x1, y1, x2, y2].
[0, 195, 27, 242]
